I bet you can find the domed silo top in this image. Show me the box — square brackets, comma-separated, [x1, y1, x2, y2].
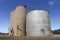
[27, 9, 49, 16]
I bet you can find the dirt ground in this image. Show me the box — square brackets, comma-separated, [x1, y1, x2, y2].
[0, 35, 60, 40]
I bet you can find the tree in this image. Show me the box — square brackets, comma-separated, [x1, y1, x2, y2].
[52, 29, 60, 34]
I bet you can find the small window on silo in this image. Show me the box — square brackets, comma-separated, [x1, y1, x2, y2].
[41, 29, 45, 34]
[17, 25, 19, 29]
[17, 25, 22, 31]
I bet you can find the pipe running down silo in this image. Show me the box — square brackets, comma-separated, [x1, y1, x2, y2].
[9, 6, 26, 36]
[26, 10, 52, 36]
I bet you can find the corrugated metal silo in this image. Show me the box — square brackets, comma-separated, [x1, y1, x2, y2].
[9, 6, 26, 36]
[26, 10, 52, 36]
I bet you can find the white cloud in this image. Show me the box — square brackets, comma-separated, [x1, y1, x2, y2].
[48, 0, 58, 6]
[48, 1, 55, 6]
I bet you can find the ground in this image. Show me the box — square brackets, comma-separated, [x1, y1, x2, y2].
[0, 35, 60, 40]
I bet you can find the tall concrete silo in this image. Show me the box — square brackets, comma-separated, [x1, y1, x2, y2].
[26, 10, 52, 36]
[9, 6, 26, 36]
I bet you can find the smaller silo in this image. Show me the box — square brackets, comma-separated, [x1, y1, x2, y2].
[9, 6, 26, 36]
[26, 10, 52, 36]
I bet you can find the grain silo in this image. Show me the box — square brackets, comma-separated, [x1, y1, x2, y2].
[9, 6, 26, 36]
[26, 10, 52, 36]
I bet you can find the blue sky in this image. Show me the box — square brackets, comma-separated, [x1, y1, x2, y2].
[0, 0, 60, 33]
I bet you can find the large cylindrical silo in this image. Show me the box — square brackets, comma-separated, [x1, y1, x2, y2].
[9, 6, 26, 36]
[26, 10, 52, 36]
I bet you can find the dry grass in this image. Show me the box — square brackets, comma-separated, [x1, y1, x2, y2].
[0, 35, 60, 40]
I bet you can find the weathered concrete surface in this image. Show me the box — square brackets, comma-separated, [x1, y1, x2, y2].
[9, 6, 26, 36]
[26, 10, 52, 36]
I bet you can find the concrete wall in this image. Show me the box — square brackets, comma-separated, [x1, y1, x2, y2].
[26, 10, 52, 36]
[9, 6, 26, 36]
